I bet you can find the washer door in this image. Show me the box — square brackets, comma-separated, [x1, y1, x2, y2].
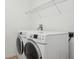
[24, 39, 42, 59]
[16, 37, 23, 55]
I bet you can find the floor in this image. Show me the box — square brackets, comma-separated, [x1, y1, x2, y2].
[6, 56, 18, 59]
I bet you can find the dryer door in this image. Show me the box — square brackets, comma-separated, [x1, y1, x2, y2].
[16, 37, 23, 55]
[24, 39, 42, 59]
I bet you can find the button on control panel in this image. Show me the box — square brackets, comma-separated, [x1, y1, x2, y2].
[31, 34, 44, 40]
[33, 34, 38, 39]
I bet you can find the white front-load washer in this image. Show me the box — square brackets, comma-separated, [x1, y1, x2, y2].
[16, 31, 69, 59]
[16, 31, 27, 59]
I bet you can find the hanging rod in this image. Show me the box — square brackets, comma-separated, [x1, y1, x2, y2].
[25, 0, 67, 14]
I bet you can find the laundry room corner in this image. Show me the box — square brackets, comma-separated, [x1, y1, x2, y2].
[5, 0, 74, 59]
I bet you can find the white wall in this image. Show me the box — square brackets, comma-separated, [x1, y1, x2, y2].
[5, 0, 31, 57]
[29, 0, 74, 32]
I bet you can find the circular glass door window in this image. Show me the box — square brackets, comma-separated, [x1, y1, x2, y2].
[24, 42, 39, 59]
[16, 37, 23, 55]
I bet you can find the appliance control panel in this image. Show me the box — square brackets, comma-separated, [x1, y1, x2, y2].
[18, 32, 45, 41]
[30, 34, 45, 40]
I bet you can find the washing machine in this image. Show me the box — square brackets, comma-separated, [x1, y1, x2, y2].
[16, 31, 69, 59]
[16, 31, 27, 59]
